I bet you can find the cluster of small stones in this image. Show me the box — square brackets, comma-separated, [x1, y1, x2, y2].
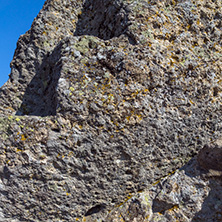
[0, 0, 221, 221]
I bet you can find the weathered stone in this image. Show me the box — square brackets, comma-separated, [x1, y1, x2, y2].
[0, 0, 221, 221]
[100, 157, 222, 222]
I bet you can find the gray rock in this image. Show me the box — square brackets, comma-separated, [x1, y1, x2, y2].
[0, 0, 221, 221]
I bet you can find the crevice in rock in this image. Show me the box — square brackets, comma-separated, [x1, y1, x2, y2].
[152, 198, 178, 214]
[85, 204, 106, 216]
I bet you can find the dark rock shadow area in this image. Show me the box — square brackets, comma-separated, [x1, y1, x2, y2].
[182, 145, 222, 221]
[74, 0, 136, 44]
[191, 145, 222, 221]
[16, 43, 63, 116]
[191, 179, 222, 222]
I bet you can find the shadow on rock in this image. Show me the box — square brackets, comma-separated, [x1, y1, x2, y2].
[191, 179, 222, 221]
[74, 0, 136, 44]
[191, 145, 222, 221]
[182, 145, 222, 221]
[16, 43, 63, 117]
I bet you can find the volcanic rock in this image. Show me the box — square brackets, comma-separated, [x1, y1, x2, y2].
[0, 0, 221, 221]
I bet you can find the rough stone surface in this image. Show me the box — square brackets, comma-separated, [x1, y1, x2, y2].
[0, 0, 221, 221]
[100, 155, 222, 222]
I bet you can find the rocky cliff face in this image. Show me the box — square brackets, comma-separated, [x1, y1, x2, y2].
[0, 0, 222, 221]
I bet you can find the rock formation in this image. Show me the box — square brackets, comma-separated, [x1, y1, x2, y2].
[0, 0, 221, 221]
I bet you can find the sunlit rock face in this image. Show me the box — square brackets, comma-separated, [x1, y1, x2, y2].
[0, 0, 221, 221]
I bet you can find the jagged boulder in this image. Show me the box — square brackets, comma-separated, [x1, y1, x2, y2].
[0, 0, 221, 221]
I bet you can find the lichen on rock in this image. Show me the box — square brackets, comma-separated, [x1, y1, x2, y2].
[0, 0, 222, 221]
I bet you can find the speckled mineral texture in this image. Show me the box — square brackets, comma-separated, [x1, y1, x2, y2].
[100, 154, 222, 222]
[0, 0, 221, 221]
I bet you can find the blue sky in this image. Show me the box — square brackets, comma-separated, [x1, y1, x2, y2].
[0, 0, 45, 87]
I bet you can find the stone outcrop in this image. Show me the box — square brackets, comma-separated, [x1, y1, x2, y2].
[0, 0, 221, 221]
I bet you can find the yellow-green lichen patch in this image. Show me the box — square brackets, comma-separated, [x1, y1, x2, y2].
[73, 36, 104, 55]
[0, 116, 14, 140]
